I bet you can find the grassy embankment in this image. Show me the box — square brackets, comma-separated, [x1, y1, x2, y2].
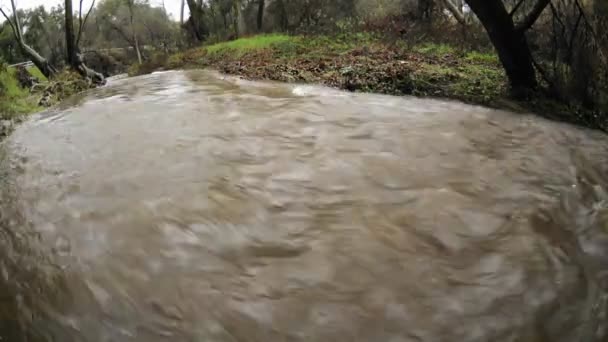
[0, 66, 46, 121]
[132, 33, 606, 131]
[0, 66, 96, 138]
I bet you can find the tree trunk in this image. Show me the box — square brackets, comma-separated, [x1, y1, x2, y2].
[0, 1, 57, 78]
[65, 0, 78, 67]
[186, 0, 206, 41]
[20, 43, 58, 78]
[442, 0, 465, 24]
[65, 0, 106, 84]
[465, 0, 537, 91]
[133, 34, 143, 64]
[276, 0, 288, 31]
[180, 0, 185, 25]
[127, 0, 143, 64]
[257, 0, 265, 32]
[233, 0, 241, 39]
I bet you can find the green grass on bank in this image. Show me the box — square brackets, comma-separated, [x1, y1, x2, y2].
[133, 34, 508, 108]
[27, 66, 48, 82]
[206, 33, 293, 56]
[412, 42, 456, 56]
[0, 67, 41, 120]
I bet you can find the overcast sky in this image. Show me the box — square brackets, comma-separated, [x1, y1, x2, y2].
[1, 0, 183, 21]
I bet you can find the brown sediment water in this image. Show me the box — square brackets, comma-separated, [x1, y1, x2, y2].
[0, 70, 607, 342]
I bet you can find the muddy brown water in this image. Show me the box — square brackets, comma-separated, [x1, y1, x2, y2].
[1, 70, 608, 342]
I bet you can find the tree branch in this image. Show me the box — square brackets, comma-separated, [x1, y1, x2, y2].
[573, 0, 607, 64]
[441, 0, 465, 25]
[79, 0, 83, 35]
[9, 0, 23, 40]
[509, 0, 526, 17]
[0, 7, 19, 41]
[77, 0, 96, 46]
[515, 0, 551, 33]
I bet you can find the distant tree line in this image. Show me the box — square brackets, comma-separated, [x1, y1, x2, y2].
[0, 0, 180, 80]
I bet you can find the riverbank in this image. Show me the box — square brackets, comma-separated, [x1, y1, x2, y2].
[131, 33, 606, 132]
[0, 67, 96, 139]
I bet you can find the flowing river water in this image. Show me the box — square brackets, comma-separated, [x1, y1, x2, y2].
[1, 70, 608, 342]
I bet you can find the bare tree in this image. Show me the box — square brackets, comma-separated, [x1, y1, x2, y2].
[127, 0, 143, 64]
[186, 0, 207, 41]
[465, 0, 551, 92]
[77, 0, 96, 46]
[65, 0, 78, 67]
[65, 0, 105, 83]
[0, 0, 57, 78]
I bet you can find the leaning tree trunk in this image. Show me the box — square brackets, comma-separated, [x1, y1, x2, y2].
[257, 0, 265, 32]
[0, 0, 57, 78]
[465, 0, 537, 91]
[19, 42, 57, 78]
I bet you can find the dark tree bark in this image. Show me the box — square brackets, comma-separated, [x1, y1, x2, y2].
[65, 0, 78, 67]
[257, 0, 265, 32]
[186, 0, 207, 41]
[465, 0, 539, 91]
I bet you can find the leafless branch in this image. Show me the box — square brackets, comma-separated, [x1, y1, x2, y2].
[566, 10, 583, 63]
[77, 0, 96, 46]
[573, 0, 607, 64]
[515, 0, 551, 33]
